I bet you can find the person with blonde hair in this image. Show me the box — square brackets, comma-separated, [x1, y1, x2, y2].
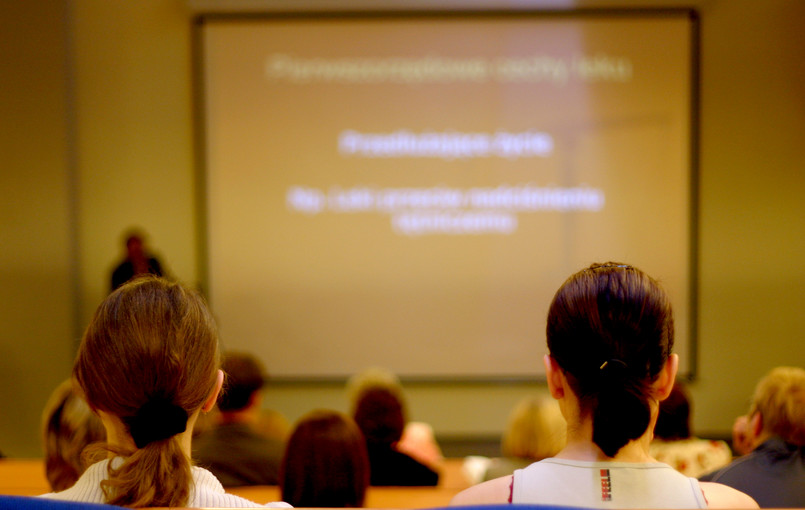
[700, 366, 805, 507]
[41, 380, 105, 491]
[451, 263, 756, 508]
[41, 277, 288, 508]
[481, 395, 566, 481]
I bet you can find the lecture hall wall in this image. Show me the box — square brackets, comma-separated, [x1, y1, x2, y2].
[1, 0, 803, 457]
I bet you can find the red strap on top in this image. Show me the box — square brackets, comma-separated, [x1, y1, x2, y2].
[508, 475, 514, 503]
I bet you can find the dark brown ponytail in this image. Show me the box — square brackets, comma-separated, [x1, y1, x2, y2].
[546, 263, 673, 457]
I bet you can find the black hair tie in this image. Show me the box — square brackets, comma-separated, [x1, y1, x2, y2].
[127, 397, 189, 449]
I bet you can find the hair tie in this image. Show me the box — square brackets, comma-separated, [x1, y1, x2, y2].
[127, 397, 189, 449]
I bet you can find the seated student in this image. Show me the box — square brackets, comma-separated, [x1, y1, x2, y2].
[699, 366, 805, 507]
[480, 395, 566, 482]
[41, 277, 288, 508]
[354, 387, 439, 486]
[280, 410, 369, 507]
[347, 367, 443, 470]
[650, 382, 732, 478]
[194, 351, 287, 486]
[451, 263, 757, 508]
[41, 379, 106, 491]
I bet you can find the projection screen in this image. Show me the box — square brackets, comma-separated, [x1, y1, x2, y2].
[197, 10, 698, 380]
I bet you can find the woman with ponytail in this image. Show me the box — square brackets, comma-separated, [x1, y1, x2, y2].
[42, 277, 289, 508]
[452, 263, 757, 508]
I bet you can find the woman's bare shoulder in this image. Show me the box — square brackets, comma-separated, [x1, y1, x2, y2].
[450, 475, 513, 506]
[699, 481, 759, 508]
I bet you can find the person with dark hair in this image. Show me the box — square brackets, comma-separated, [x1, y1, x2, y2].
[655, 382, 692, 439]
[347, 367, 443, 470]
[110, 229, 164, 291]
[41, 277, 288, 508]
[193, 352, 287, 486]
[451, 263, 756, 508]
[280, 410, 369, 507]
[354, 387, 439, 486]
[650, 382, 732, 477]
[700, 366, 805, 507]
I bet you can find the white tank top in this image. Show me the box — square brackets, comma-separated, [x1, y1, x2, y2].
[512, 458, 707, 508]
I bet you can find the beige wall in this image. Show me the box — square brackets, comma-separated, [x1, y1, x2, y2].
[1, 0, 803, 457]
[71, 0, 199, 321]
[0, 0, 76, 458]
[689, 0, 805, 433]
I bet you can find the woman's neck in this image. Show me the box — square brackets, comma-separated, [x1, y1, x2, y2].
[554, 402, 658, 463]
[556, 433, 655, 463]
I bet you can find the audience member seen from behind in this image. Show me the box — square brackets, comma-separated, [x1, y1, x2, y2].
[451, 263, 757, 508]
[41, 379, 106, 491]
[347, 367, 443, 471]
[41, 277, 288, 508]
[280, 410, 369, 508]
[110, 229, 164, 291]
[650, 382, 732, 478]
[699, 366, 805, 507]
[193, 351, 287, 486]
[480, 395, 566, 482]
[354, 387, 439, 486]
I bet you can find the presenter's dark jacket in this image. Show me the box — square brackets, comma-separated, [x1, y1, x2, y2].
[111, 257, 163, 291]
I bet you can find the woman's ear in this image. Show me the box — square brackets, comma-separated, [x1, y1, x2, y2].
[544, 355, 565, 400]
[202, 369, 224, 413]
[655, 353, 679, 401]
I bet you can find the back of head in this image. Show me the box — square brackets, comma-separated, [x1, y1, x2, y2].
[547, 262, 674, 457]
[750, 366, 805, 446]
[73, 276, 220, 507]
[654, 382, 691, 440]
[346, 367, 404, 415]
[281, 410, 369, 507]
[502, 395, 566, 460]
[41, 380, 105, 491]
[218, 351, 266, 412]
[353, 387, 406, 446]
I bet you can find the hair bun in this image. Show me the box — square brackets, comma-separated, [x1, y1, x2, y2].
[127, 397, 189, 449]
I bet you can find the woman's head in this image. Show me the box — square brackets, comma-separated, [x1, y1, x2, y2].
[346, 366, 404, 415]
[502, 395, 566, 460]
[546, 262, 675, 457]
[281, 410, 369, 508]
[73, 276, 221, 507]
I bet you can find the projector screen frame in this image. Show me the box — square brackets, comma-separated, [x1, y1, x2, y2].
[192, 7, 701, 384]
